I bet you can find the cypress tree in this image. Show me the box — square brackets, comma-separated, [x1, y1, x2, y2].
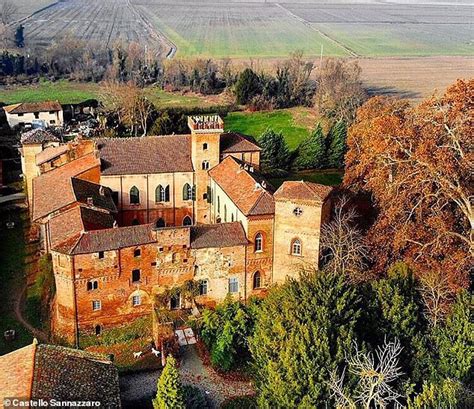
[327, 119, 347, 168]
[249, 271, 361, 407]
[235, 68, 261, 105]
[292, 122, 326, 170]
[153, 355, 185, 409]
[259, 128, 291, 173]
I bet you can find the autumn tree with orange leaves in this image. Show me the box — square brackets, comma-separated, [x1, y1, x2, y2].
[344, 79, 473, 291]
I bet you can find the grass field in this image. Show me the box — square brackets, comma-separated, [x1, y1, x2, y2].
[225, 108, 318, 151]
[270, 170, 343, 189]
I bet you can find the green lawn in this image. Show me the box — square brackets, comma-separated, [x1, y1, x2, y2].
[225, 109, 318, 151]
[270, 170, 343, 189]
[0, 210, 33, 355]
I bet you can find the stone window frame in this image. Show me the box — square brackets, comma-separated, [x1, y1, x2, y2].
[87, 280, 99, 291]
[183, 216, 192, 226]
[291, 238, 302, 256]
[132, 295, 141, 307]
[228, 277, 239, 294]
[199, 279, 208, 296]
[92, 300, 101, 311]
[254, 232, 264, 253]
[253, 271, 262, 289]
[129, 186, 140, 205]
[132, 269, 141, 283]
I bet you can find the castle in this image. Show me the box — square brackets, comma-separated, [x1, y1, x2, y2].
[20, 116, 333, 344]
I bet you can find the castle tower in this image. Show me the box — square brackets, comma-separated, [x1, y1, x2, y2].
[19, 129, 60, 208]
[272, 181, 333, 283]
[188, 115, 223, 224]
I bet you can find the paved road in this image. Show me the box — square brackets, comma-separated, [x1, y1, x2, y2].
[120, 345, 254, 408]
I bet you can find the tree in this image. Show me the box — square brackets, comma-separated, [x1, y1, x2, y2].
[153, 355, 185, 409]
[320, 196, 371, 282]
[249, 270, 361, 407]
[201, 296, 258, 371]
[258, 128, 291, 173]
[315, 58, 367, 124]
[235, 68, 261, 105]
[14, 24, 23, 48]
[344, 80, 473, 289]
[0, 1, 17, 25]
[292, 122, 326, 170]
[329, 338, 404, 408]
[327, 119, 347, 168]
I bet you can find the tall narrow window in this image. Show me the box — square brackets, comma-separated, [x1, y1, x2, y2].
[164, 185, 170, 202]
[217, 196, 220, 213]
[183, 183, 192, 200]
[134, 249, 141, 258]
[224, 205, 227, 222]
[255, 233, 263, 252]
[156, 185, 170, 202]
[253, 271, 261, 289]
[92, 300, 101, 311]
[229, 277, 239, 293]
[156, 218, 165, 228]
[202, 160, 210, 170]
[183, 216, 192, 226]
[98, 251, 104, 259]
[130, 186, 139, 204]
[132, 269, 141, 283]
[95, 325, 101, 336]
[199, 280, 208, 295]
[170, 293, 181, 310]
[203, 143, 208, 150]
[291, 239, 302, 256]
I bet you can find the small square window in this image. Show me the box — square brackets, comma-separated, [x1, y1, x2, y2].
[229, 277, 239, 294]
[92, 300, 101, 311]
[132, 295, 141, 306]
[134, 249, 141, 258]
[98, 251, 104, 259]
[159, 247, 164, 252]
[151, 261, 157, 266]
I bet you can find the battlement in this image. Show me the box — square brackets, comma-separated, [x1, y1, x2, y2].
[188, 115, 224, 134]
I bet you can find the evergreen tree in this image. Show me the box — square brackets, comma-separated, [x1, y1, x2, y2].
[235, 68, 261, 105]
[292, 123, 326, 170]
[258, 128, 291, 173]
[432, 290, 473, 383]
[153, 355, 185, 409]
[327, 119, 347, 168]
[249, 271, 361, 407]
[15, 25, 24, 48]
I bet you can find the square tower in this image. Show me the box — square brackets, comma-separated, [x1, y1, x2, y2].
[188, 115, 224, 224]
[272, 181, 333, 283]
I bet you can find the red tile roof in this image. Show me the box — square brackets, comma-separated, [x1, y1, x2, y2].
[4, 101, 62, 114]
[0, 342, 36, 405]
[209, 156, 274, 216]
[220, 132, 261, 153]
[35, 144, 69, 165]
[96, 135, 194, 175]
[32, 153, 102, 221]
[191, 222, 248, 249]
[274, 180, 333, 203]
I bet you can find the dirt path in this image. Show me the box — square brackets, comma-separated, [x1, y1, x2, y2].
[13, 283, 48, 343]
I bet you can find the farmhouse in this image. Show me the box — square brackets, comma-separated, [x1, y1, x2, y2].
[3, 101, 64, 129]
[22, 115, 333, 344]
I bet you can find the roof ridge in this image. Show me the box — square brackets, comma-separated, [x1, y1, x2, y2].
[94, 134, 190, 142]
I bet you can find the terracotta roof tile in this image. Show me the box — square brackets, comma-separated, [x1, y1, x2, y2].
[20, 129, 60, 145]
[0, 343, 36, 404]
[30, 344, 120, 408]
[32, 154, 101, 221]
[95, 135, 194, 175]
[191, 222, 248, 249]
[220, 132, 261, 153]
[5, 101, 62, 114]
[274, 180, 333, 203]
[35, 144, 69, 165]
[54, 224, 156, 255]
[209, 156, 274, 216]
[71, 178, 117, 213]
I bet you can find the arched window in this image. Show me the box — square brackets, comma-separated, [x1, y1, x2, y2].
[130, 186, 139, 204]
[253, 271, 261, 289]
[132, 219, 140, 226]
[183, 216, 192, 226]
[255, 233, 263, 252]
[291, 238, 302, 256]
[156, 185, 170, 202]
[183, 183, 192, 200]
[224, 204, 227, 222]
[202, 160, 210, 170]
[217, 196, 220, 213]
[95, 325, 101, 336]
[156, 218, 165, 228]
[203, 143, 208, 150]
